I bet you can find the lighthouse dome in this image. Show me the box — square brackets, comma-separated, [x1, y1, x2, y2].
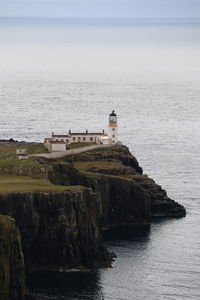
[109, 110, 117, 124]
[109, 110, 117, 117]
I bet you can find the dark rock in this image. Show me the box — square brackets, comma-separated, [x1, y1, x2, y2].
[0, 215, 34, 300]
[0, 189, 112, 270]
[46, 162, 151, 228]
[55, 144, 186, 218]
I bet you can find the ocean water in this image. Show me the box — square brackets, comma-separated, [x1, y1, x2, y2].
[0, 18, 200, 299]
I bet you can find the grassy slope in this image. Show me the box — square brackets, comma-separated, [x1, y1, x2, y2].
[73, 160, 124, 171]
[0, 146, 16, 158]
[68, 142, 96, 149]
[0, 157, 42, 170]
[0, 144, 47, 159]
[0, 144, 87, 193]
[0, 143, 131, 193]
[0, 174, 84, 194]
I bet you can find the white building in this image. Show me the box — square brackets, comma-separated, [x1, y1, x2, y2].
[16, 148, 27, 156]
[44, 111, 118, 152]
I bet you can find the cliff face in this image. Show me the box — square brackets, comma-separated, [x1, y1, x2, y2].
[0, 189, 112, 270]
[47, 144, 185, 219]
[48, 162, 151, 228]
[0, 143, 185, 274]
[0, 215, 33, 300]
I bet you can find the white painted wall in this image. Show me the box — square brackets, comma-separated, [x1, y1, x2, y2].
[51, 143, 66, 152]
[108, 125, 118, 144]
[99, 138, 111, 145]
[16, 149, 27, 155]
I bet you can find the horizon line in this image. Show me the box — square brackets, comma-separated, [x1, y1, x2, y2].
[0, 16, 200, 20]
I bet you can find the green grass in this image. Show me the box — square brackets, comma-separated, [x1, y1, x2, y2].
[0, 174, 85, 194]
[68, 142, 96, 149]
[0, 157, 40, 169]
[0, 143, 48, 160]
[74, 160, 123, 171]
[18, 143, 48, 154]
[81, 170, 133, 182]
[0, 146, 16, 159]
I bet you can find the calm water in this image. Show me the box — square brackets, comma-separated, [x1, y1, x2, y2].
[0, 18, 200, 299]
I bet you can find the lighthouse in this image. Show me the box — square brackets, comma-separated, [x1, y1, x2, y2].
[108, 110, 118, 144]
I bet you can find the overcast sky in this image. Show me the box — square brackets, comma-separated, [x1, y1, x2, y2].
[1, 0, 200, 18]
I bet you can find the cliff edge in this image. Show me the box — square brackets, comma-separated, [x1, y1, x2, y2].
[0, 141, 185, 272]
[46, 144, 186, 220]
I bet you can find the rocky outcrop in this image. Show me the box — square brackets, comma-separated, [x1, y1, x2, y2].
[63, 145, 143, 174]
[0, 143, 185, 275]
[47, 162, 151, 228]
[45, 144, 186, 219]
[0, 215, 33, 300]
[130, 174, 186, 217]
[0, 189, 112, 271]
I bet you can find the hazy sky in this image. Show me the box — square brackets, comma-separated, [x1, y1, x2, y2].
[1, 0, 200, 18]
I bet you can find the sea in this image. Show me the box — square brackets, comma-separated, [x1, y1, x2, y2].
[0, 17, 200, 299]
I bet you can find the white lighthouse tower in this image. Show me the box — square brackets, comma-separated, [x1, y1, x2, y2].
[108, 110, 118, 144]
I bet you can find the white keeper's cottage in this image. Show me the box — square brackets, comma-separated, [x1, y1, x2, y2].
[44, 111, 118, 152]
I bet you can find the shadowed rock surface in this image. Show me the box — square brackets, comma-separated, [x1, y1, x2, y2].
[46, 144, 186, 219]
[0, 190, 112, 271]
[0, 215, 34, 300]
[0, 143, 185, 274]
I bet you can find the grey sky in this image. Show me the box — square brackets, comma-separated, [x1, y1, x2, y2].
[1, 0, 200, 18]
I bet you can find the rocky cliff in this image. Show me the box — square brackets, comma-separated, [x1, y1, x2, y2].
[0, 189, 112, 270]
[0, 215, 33, 300]
[46, 144, 186, 220]
[47, 161, 151, 228]
[0, 142, 185, 274]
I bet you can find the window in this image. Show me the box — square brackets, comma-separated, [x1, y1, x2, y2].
[112, 135, 115, 138]
[90, 137, 93, 141]
[66, 139, 69, 143]
[112, 128, 115, 131]
[61, 139, 64, 142]
[83, 137, 86, 141]
[73, 137, 76, 141]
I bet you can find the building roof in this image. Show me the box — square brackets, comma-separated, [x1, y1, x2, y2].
[70, 132, 106, 136]
[16, 148, 27, 151]
[52, 135, 69, 137]
[109, 110, 117, 117]
[50, 141, 66, 144]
